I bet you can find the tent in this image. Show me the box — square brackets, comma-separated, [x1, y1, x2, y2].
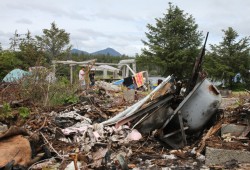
[91, 65, 120, 79]
[2, 69, 30, 82]
[91, 65, 120, 72]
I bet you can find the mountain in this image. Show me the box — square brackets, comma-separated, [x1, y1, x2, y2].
[71, 47, 122, 56]
[91, 48, 121, 56]
[71, 48, 89, 55]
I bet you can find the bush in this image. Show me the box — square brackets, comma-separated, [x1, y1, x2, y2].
[231, 82, 247, 91]
[18, 107, 30, 119]
[48, 77, 79, 106]
[19, 74, 79, 108]
[0, 102, 13, 119]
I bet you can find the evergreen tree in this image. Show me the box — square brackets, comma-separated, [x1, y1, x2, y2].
[9, 30, 20, 51]
[18, 30, 46, 68]
[138, 3, 203, 79]
[205, 27, 250, 89]
[36, 22, 72, 63]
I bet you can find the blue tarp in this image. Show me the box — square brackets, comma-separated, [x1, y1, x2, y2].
[2, 69, 30, 82]
[113, 79, 124, 85]
[113, 79, 135, 89]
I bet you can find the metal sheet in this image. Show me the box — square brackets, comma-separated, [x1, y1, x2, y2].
[179, 79, 221, 132]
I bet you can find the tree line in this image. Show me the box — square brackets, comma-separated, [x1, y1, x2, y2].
[0, 22, 131, 80]
[137, 3, 250, 89]
[1, 3, 249, 89]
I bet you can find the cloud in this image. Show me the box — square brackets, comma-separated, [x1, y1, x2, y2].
[1, 0, 250, 56]
[16, 19, 32, 25]
[0, 31, 13, 49]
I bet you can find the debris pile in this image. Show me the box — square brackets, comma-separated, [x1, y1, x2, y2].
[1, 78, 249, 169]
[0, 35, 249, 169]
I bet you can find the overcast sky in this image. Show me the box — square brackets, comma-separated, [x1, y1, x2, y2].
[1, 0, 250, 56]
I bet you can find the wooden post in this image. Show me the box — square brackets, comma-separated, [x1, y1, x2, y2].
[132, 62, 136, 73]
[126, 65, 129, 77]
[103, 69, 108, 78]
[122, 66, 126, 78]
[70, 64, 73, 85]
[178, 111, 187, 145]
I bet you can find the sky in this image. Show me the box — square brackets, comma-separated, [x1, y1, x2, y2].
[1, 0, 250, 56]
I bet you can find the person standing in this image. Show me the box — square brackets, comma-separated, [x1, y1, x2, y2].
[79, 67, 85, 89]
[89, 70, 95, 86]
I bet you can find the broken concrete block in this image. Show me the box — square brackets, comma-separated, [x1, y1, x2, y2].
[123, 89, 135, 102]
[205, 147, 250, 166]
[221, 124, 247, 137]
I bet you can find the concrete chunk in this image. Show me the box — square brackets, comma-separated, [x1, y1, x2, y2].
[123, 89, 135, 102]
[221, 124, 247, 137]
[205, 147, 250, 166]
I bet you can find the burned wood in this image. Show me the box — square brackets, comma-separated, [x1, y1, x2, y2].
[196, 121, 222, 154]
[186, 32, 209, 95]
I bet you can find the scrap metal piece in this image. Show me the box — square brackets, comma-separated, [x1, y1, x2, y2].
[160, 78, 221, 148]
[179, 79, 221, 132]
[162, 78, 221, 132]
[115, 95, 174, 129]
[102, 75, 173, 126]
[134, 105, 174, 134]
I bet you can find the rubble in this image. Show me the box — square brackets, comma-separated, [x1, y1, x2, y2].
[0, 41, 249, 169]
[205, 147, 250, 166]
[0, 80, 249, 170]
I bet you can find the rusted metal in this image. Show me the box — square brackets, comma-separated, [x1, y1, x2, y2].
[209, 84, 220, 95]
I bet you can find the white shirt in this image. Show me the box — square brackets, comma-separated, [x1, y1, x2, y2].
[79, 70, 85, 80]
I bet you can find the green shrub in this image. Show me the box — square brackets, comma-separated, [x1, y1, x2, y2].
[63, 94, 79, 104]
[47, 77, 79, 106]
[18, 107, 30, 119]
[0, 102, 13, 119]
[19, 72, 79, 108]
[231, 82, 247, 91]
[2, 102, 11, 113]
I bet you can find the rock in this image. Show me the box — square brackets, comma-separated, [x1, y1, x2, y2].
[123, 89, 135, 102]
